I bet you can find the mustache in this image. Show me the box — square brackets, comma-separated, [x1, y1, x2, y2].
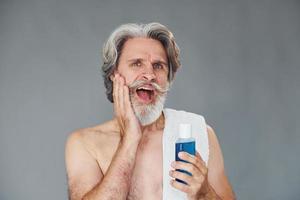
[128, 80, 170, 94]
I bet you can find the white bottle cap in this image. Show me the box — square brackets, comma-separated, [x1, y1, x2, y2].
[179, 123, 192, 139]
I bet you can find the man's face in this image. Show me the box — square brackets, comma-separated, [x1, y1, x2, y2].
[116, 37, 170, 125]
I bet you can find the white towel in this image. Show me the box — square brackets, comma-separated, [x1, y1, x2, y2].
[162, 108, 209, 200]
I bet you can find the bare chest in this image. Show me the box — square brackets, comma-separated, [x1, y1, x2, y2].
[98, 132, 163, 200]
[128, 133, 163, 200]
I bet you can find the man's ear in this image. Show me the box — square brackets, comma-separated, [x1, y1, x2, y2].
[110, 70, 118, 81]
[110, 74, 114, 81]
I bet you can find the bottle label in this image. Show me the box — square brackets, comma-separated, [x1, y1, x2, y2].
[175, 141, 195, 185]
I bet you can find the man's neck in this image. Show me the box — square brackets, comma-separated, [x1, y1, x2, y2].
[141, 112, 165, 132]
[111, 111, 165, 135]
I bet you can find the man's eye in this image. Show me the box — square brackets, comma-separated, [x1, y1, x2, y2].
[153, 63, 163, 69]
[132, 61, 141, 67]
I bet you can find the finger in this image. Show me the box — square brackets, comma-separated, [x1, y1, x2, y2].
[170, 179, 191, 194]
[112, 73, 119, 116]
[178, 151, 204, 165]
[169, 170, 193, 185]
[178, 152, 207, 174]
[118, 75, 125, 116]
[195, 151, 205, 163]
[123, 82, 132, 113]
[171, 161, 198, 176]
[195, 151, 208, 174]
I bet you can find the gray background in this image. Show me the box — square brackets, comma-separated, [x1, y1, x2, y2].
[1, 0, 299, 199]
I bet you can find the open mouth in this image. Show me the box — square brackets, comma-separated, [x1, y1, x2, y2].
[135, 86, 155, 103]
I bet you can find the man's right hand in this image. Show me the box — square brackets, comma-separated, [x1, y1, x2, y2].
[66, 73, 143, 200]
[112, 73, 142, 144]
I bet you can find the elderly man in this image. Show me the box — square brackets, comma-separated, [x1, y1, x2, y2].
[65, 22, 235, 200]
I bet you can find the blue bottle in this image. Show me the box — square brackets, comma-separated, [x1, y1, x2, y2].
[175, 123, 195, 184]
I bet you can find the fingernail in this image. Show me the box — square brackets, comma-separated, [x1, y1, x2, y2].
[170, 179, 173, 185]
[171, 161, 176, 167]
[178, 152, 184, 158]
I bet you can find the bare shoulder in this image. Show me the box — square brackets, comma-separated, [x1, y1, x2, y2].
[65, 120, 121, 172]
[65, 120, 120, 200]
[66, 120, 119, 154]
[206, 125, 216, 140]
[65, 127, 96, 157]
[205, 124, 225, 172]
[206, 125, 220, 152]
[205, 124, 236, 200]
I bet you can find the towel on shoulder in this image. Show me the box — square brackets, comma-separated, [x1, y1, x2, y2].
[162, 108, 209, 200]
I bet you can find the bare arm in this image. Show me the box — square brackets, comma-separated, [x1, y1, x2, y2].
[65, 131, 140, 200]
[206, 125, 236, 200]
[65, 73, 142, 200]
[65, 131, 102, 200]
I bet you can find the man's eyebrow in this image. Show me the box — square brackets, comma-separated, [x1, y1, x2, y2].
[153, 60, 168, 66]
[127, 58, 144, 63]
[127, 58, 168, 65]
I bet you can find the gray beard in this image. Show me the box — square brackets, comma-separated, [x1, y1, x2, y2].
[130, 92, 167, 126]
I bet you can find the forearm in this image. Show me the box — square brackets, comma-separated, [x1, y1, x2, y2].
[200, 183, 236, 200]
[198, 184, 222, 200]
[82, 139, 139, 200]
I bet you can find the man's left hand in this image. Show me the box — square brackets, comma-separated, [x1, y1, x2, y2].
[169, 151, 210, 200]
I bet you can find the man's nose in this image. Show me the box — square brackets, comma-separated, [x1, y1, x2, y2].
[141, 63, 156, 81]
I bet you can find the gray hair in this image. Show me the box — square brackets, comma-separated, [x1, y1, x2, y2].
[101, 22, 181, 103]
